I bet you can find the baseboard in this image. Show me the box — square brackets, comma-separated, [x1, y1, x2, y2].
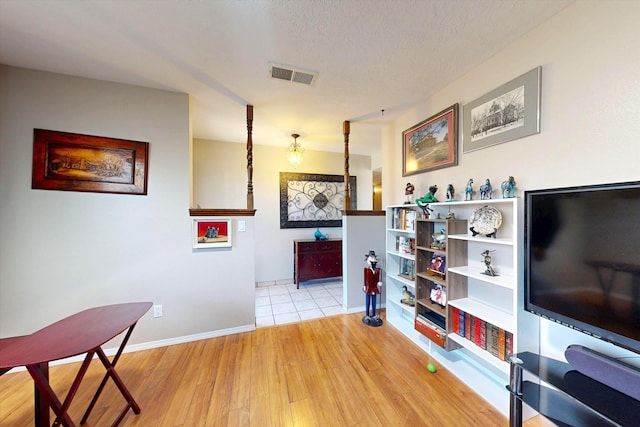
[4, 323, 256, 374]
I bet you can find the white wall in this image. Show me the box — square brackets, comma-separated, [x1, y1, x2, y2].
[342, 215, 386, 312]
[382, 1, 640, 361]
[0, 66, 256, 345]
[193, 139, 373, 283]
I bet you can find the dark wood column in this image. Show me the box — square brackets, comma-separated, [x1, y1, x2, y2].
[343, 120, 351, 211]
[246, 105, 254, 210]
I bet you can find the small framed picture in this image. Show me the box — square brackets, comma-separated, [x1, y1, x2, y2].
[192, 218, 232, 249]
[430, 283, 447, 307]
[429, 254, 446, 277]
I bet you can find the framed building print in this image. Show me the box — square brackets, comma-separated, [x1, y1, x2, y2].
[463, 67, 541, 153]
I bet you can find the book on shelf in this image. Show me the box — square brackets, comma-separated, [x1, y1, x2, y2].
[416, 313, 445, 332]
[475, 318, 483, 347]
[404, 209, 416, 231]
[452, 307, 460, 336]
[497, 328, 506, 361]
[470, 316, 476, 343]
[480, 319, 487, 350]
[506, 331, 513, 357]
[391, 207, 418, 230]
[490, 325, 500, 358]
[465, 312, 471, 340]
[486, 323, 494, 354]
[396, 236, 415, 254]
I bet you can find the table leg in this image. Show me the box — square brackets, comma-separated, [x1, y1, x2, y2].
[27, 363, 76, 427]
[80, 323, 140, 426]
[33, 363, 50, 427]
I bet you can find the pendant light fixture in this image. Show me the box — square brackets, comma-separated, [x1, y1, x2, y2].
[287, 133, 304, 166]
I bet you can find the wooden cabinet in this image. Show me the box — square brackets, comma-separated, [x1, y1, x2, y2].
[293, 239, 342, 288]
[414, 218, 467, 350]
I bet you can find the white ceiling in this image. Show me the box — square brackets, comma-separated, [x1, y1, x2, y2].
[0, 0, 573, 156]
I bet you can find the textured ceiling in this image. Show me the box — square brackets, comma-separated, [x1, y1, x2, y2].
[0, 0, 573, 155]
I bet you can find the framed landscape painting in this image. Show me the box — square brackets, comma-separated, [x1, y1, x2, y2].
[402, 104, 458, 176]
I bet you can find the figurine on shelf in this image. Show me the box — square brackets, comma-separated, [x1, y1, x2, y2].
[501, 176, 516, 198]
[446, 184, 455, 201]
[314, 228, 328, 241]
[481, 249, 498, 276]
[431, 229, 446, 250]
[404, 182, 415, 204]
[465, 178, 474, 200]
[416, 185, 439, 217]
[480, 179, 493, 200]
[400, 285, 415, 306]
[363, 250, 383, 327]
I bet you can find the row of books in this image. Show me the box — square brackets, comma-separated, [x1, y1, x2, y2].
[451, 307, 513, 361]
[390, 207, 418, 231]
[396, 236, 415, 254]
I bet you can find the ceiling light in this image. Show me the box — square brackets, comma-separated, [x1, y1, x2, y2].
[287, 133, 304, 166]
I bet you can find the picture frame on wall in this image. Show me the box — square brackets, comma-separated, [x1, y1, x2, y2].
[402, 103, 458, 177]
[192, 218, 232, 249]
[463, 66, 541, 153]
[32, 128, 149, 195]
[279, 172, 357, 229]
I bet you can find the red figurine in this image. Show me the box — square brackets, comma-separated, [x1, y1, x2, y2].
[363, 250, 383, 326]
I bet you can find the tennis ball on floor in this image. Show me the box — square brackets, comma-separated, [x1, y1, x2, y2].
[427, 363, 437, 373]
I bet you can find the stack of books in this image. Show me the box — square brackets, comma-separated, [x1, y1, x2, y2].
[451, 307, 513, 361]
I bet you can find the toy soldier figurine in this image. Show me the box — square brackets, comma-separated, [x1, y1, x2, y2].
[404, 182, 415, 204]
[363, 250, 383, 326]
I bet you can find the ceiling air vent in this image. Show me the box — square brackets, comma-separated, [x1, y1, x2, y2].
[269, 63, 318, 86]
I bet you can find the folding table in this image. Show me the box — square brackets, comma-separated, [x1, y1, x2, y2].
[0, 302, 152, 427]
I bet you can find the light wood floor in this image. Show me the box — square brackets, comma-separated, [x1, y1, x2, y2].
[0, 312, 552, 426]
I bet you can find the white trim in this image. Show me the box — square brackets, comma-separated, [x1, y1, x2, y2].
[2, 324, 256, 374]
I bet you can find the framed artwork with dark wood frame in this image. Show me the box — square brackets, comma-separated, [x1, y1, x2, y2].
[402, 103, 458, 176]
[32, 129, 149, 195]
[279, 172, 357, 229]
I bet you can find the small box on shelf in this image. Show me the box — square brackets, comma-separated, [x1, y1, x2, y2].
[398, 258, 415, 281]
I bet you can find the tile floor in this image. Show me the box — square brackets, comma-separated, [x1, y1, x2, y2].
[255, 280, 345, 327]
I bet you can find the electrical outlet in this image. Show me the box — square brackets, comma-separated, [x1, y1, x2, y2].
[153, 304, 163, 318]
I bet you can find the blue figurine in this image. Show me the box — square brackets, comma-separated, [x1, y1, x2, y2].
[501, 176, 516, 198]
[465, 178, 474, 200]
[480, 179, 493, 200]
[314, 228, 328, 240]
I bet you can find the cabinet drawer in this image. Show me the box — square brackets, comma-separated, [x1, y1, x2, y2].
[415, 318, 446, 348]
[297, 240, 341, 253]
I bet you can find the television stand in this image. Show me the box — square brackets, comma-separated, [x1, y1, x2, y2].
[507, 351, 640, 426]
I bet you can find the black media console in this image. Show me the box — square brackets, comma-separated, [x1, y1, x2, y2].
[507, 351, 640, 427]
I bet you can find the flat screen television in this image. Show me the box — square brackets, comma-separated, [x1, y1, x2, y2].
[525, 181, 640, 354]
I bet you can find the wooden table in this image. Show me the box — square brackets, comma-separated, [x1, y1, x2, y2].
[0, 302, 152, 427]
